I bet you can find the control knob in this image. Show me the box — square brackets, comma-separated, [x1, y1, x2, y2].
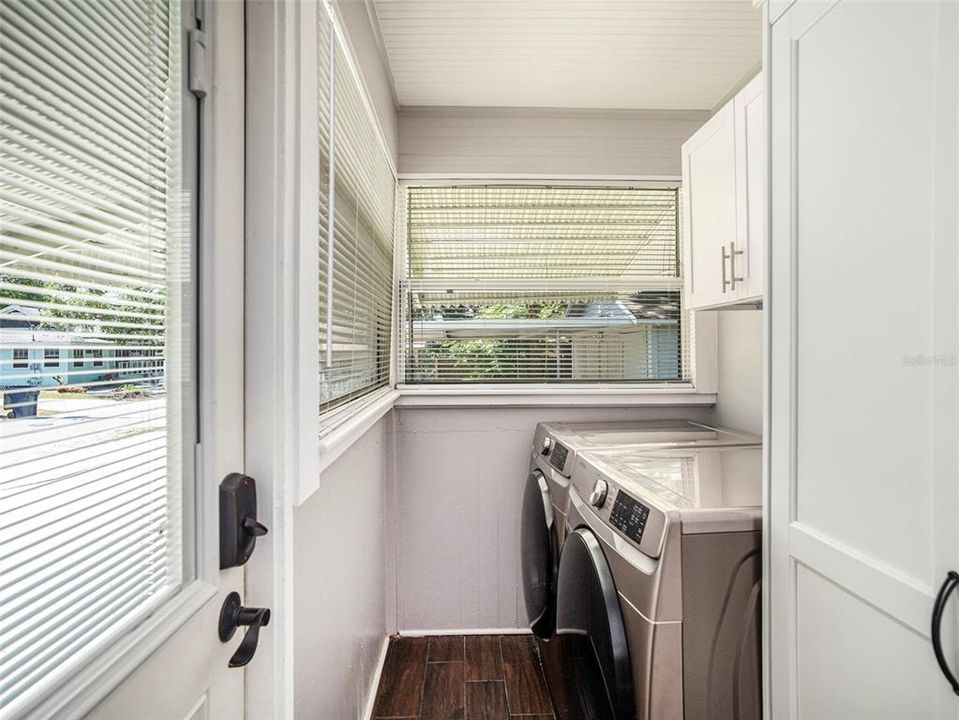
[589, 479, 608, 508]
[541, 437, 552, 455]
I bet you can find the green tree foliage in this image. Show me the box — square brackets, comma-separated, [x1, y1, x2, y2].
[417, 301, 569, 381]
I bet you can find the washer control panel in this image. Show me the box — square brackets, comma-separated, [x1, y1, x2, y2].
[569, 452, 670, 558]
[609, 490, 651, 545]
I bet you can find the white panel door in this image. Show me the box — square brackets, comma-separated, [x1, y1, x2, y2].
[682, 102, 739, 310]
[0, 2, 249, 718]
[735, 73, 764, 302]
[768, 2, 959, 718]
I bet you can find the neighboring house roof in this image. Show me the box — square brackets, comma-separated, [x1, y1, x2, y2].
[0, 304, 41, 329]
[573, 297, 678, 322]
[0, 306, 113, 347]
[0, 328, 113, 347]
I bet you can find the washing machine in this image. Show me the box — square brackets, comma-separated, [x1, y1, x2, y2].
[553, 444, 763, 720]
[521, 420, 760, 640]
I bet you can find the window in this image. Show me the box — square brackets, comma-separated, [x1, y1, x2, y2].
[401, 185, 688, 385]
[13, 348, 28, 369]
[317, 8, 396, 432]
[0, 0, 195, 713]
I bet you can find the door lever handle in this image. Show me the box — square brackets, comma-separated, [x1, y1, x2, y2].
[218, 591, 271, 668]
[931, 570, 959, 695]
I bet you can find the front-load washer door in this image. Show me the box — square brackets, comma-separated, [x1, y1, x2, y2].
[555, 527, 635, 720]
[521, 470, 557, 639]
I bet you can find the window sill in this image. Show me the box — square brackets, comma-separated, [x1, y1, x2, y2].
[317, 388, 400, 474]
[309, 384, 716, 496]
[395, 384, 716, 409]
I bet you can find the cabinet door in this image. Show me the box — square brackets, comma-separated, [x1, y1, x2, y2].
[768, 2, 959, 718]
[682, 102, 738, 310]
[734, 74, 764, 302]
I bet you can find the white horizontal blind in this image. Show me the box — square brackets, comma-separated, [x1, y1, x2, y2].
[0, 1, 193, 713]
[403, 185, 688, 384]
[318, 9, 396, 433]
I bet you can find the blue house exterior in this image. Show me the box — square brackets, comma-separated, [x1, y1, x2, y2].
[0, 305, 158, 391]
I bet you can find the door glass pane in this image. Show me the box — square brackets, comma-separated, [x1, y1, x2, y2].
[0, 0, 195, 713]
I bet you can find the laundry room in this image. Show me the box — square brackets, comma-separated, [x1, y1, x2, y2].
[288, 3, 770, 718]
[2, 1, 957, 720]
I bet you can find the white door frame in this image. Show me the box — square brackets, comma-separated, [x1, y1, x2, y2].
[244, 0, 322, 716]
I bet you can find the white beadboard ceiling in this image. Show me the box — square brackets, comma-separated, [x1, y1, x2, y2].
[371, 0, 762, 111]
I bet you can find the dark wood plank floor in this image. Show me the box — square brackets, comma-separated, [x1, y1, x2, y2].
[372, 635, 555, 720]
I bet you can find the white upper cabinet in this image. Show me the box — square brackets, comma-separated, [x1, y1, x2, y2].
[682, 101, 737, 309]
[681, 73, 764, 310]
[735, 75, 764, 302]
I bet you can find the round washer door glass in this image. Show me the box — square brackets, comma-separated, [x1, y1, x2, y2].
[521, 470, 556, 639]
[555, 527, 634, 720]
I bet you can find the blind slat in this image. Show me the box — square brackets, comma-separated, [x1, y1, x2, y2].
[0, 1, 193, 713]
[318, 7, 396, 432]
[404, 186, 689, 384]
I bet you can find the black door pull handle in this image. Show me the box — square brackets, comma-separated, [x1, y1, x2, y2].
[931, 570, 959, 695]
[219, 591, 271, 668]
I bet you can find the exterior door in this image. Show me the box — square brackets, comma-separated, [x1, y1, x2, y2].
[0, 2, 248, 718]
[768, 1, 959, 718]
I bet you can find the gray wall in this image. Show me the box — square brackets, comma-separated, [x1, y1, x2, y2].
[397, 107, 709, 177]
[710, 310, 763, 435]
[390, 403, 712, 632]
[294, 415, 391, 720]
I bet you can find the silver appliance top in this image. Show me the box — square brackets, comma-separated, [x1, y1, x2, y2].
[532, 419, 761, 478]
[581, 445, 763, 511]
[541, 419, 759, 449]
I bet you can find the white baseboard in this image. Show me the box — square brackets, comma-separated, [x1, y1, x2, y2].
[361, 635, 391, 720]
[398, 628, 531, 637]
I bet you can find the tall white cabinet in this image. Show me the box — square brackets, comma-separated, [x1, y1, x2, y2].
[682, 73, 764, 310]
[768, 1, 959, 718]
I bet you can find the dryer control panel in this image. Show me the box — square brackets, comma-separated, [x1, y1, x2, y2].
[549, 442, 570, 472]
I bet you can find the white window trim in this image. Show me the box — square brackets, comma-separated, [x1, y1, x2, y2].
[395, 385, 715, 408]
[317, 386, 399, 476]
[393, 178, 717, 391]
[300, 0, 400, 502]
[307, 384, 717, 502]
[303, 178, 721, 503]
